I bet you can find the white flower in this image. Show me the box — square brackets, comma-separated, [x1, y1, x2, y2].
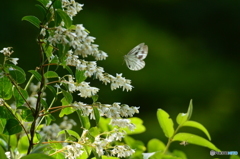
[0, 47, 13, 56]
[111, 145, 135, 158]
[110, 119, 135, 131]
[9, 58, 19, 65]
[65, 143, 84, 159]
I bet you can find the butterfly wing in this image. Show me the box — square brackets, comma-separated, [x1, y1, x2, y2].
[124, 43, 148, 71]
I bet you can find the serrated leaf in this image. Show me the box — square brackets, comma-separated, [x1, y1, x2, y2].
[13, 87, 28, 107]
[22, 16, 41, 29]
[172, 133, 220, 151]
[56, 9, 72, 28]
[182, 120, 211, 140]
[29, 70, 42, 82]
[147, 138, 165, 152]
[0, 76, 13, 100]
[3, 119, 22, 135]
[157, 109, 174, 138]
[44, 71, 59, 78]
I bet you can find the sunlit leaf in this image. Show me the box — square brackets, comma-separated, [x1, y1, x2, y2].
[157, 109, 174, 138]
[182, 120, 211, 140]
[147, 138, 165, 152]
[124, 117, 146, 135]
[172, 133, 220, 151]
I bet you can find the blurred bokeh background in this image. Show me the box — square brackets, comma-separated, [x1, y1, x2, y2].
[1, 0, 240, 158]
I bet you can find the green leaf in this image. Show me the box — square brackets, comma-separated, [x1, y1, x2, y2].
[35, 4, 47, 16]
[3, 119, 22, 135]
[0, 145, 8, 159]
[22, 16, 41, 29]
[21, 109, 34, 122]
[7, 64, 26, 84]
[59, 105, 75, 117]
[44, 71, 59, 78]
[56, 9, 72, 28]
[0, 118, 7, 133]
[91, 95, 98, 103]
[187, 99, 193, 120]
[147, 138, 165, 152]
[157, 109, 174, 138]
[29, 70, 42, 82]
[18, 135, 29, 154]
[76, 110, 90, 129]
[52, 0, 62, 9]
[124, 136, 145, 151]
[176, 113, 188, 125]
[58, 130, 80, 141]
[21, 153, 55, 159]
[0, 76, 13, 100]
[172, 133, 220, 151]
[62, 90, 73, 104]
[65, 65, 73, 74]
[46, 85, 57, 97]
[75, 70, 87, 83]
[182, 120, 211, 140]
[37, 0, 50, 7]
[13, 87, 28, 107]
[0, 107, 14, 119]
[172, 150, 187, 159]
[93, 107, 100, 125]
[124, 117, 146, 135]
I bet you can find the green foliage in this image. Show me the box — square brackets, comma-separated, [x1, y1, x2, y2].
[0, 0, 234, 159]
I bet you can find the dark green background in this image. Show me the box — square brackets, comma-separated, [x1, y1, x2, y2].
[1, 0, 240, 159]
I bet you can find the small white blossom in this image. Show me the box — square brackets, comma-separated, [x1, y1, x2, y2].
[110, 119, 135, 131]
[111, 145, 135, 158]
[0, 47, 13, 56]
[65, 143, 84, 159]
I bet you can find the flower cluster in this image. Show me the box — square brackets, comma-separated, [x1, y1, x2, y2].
[0, 47, 19, 65]
[39, 116, 77, 141]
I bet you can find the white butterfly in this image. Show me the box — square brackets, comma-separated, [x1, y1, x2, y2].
[124, 43, 148, 71]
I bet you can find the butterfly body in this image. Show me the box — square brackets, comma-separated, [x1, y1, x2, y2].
[124, 43, 148, 71]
